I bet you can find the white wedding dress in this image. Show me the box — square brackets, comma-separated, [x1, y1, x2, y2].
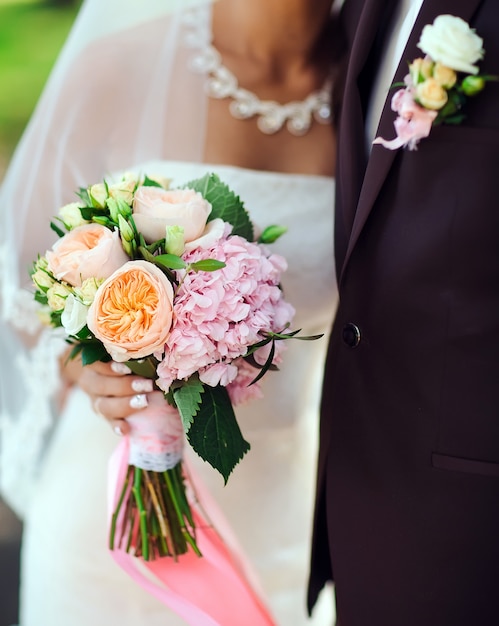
[18, 161, 338, 625]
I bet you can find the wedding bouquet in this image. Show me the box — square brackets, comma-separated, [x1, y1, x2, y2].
[31, 171, 318, 563]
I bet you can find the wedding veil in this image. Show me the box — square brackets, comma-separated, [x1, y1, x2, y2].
[0, 0, 216, 516]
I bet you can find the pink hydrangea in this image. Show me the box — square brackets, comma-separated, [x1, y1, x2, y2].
[156, 230, 295, 393]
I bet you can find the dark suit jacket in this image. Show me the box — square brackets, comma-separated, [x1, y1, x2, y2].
[309, 1, 499, 624]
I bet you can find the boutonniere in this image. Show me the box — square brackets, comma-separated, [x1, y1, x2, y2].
[374, 14, 497, 151]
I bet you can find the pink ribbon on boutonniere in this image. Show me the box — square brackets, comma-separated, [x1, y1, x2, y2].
[373, 87, 437, 150]
[374, 14, 497, 151]
[108, 436, 276, 626]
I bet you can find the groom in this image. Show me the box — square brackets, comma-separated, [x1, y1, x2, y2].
[309, 0, 499, 624]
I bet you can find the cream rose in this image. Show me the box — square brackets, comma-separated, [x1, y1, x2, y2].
[132, 186, 212, 244]
[109, 172, 140, 205]
[418, 15, 484, 74]
[59, 202, 88, 229]
[47, 282, 72, 312]
[87, 260, 174, 362]
[32, 267, 55, 291]
[416, 78, 448, 110]
[432, 63, 457, 89]
[409, 57, 434, 84]
[46, 224, 129, 287]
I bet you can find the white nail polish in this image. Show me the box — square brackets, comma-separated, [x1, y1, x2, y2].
[113, 424, 124, 436]
[130, 394, 148, 409]
[131, 379, 154, 393]
[111, 362, 132, 375]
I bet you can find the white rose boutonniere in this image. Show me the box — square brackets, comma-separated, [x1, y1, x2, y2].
[418, 15, 483, 75]
[374, 15, 497, 151]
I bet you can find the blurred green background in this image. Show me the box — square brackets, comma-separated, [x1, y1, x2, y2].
[0, 3, 81, 624]
[0, 0, 81, 177]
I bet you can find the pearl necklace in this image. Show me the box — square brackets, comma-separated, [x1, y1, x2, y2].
[184, 10, 333, 136]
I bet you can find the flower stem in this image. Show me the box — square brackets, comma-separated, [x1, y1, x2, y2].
[109, 466, 132, 550]
[132, 468, 149, 561]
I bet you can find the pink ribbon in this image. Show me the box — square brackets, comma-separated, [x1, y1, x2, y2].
[108, 436, 276, 625]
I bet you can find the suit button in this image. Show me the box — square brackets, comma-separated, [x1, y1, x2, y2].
[342, 323, 361, 348]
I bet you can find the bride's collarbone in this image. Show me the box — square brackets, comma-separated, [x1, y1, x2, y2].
[204, 104, 336, 176]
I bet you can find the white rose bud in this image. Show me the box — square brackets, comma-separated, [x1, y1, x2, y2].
[74, 277, 103, 306]
[164, 225, 185, 256]
[89, 183, 108, 208]
[418, 15, 484, 74]
[59, 202, 88, 229]
[118, 215, 135, 255]
[32, 268, 55, 291]
[47, 282, 72, 312]
[107, 197, 132, 222]
[35, 256, 49, 271]
[109, 173, 139, 205]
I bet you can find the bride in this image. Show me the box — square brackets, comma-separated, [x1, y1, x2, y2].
[0, 0, 343, 624]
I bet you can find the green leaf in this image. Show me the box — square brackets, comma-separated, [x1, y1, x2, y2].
[173, 377, 205, 431]
[79, 207, 109, 221]
[74, 326, 92, 340]
[187, 385, 250, 484]
[247, 340, 276, 386]
[183, 173, 254, 241]
[258, 224, 288, 244]
[190, 259, 226, 272]
[143, 175, 163, 188]
[76, 187, 92, 206]
[154, 253, 187, 270]
[80, 342, 111, 366]
[138, 245, 157, 263]
[68, 343, 84, 361]
[34, 291, 48, 305]
[126, 356, 159, 379]
[50, 221, 66, 237]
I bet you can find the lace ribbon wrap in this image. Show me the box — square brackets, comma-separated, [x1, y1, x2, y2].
[126, 392, 184, 472]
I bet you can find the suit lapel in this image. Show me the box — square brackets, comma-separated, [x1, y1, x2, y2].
[339, 0, 483, 281]
[336, 0, 397, 262]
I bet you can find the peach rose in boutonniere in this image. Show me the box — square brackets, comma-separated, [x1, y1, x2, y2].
[374, 14, 497, 151]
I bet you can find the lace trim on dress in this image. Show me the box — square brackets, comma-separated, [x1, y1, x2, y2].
[0, 243, 67, 517]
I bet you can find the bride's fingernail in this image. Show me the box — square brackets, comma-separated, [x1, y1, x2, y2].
[130, 394, 148, 409]
[111, 362, 132, 375]
[132, 379, 153, 393]
[113, 424, 124, 436]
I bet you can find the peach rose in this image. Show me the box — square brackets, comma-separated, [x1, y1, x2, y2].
[132, 186, 211, 244]
[416, 78, 448, 110]
[87, 260, 174, 362]
[46, 224, 128, 287]
[432, 62, 457, 89]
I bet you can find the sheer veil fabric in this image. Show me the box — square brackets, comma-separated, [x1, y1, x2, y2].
[0, 0, 215, 516]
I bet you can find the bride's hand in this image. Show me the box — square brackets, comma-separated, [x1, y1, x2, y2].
[62, 355, 154, 435]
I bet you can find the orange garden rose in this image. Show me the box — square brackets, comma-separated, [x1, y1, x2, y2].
[87, 260, 174, 362]
[46, 223, 128, 287]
